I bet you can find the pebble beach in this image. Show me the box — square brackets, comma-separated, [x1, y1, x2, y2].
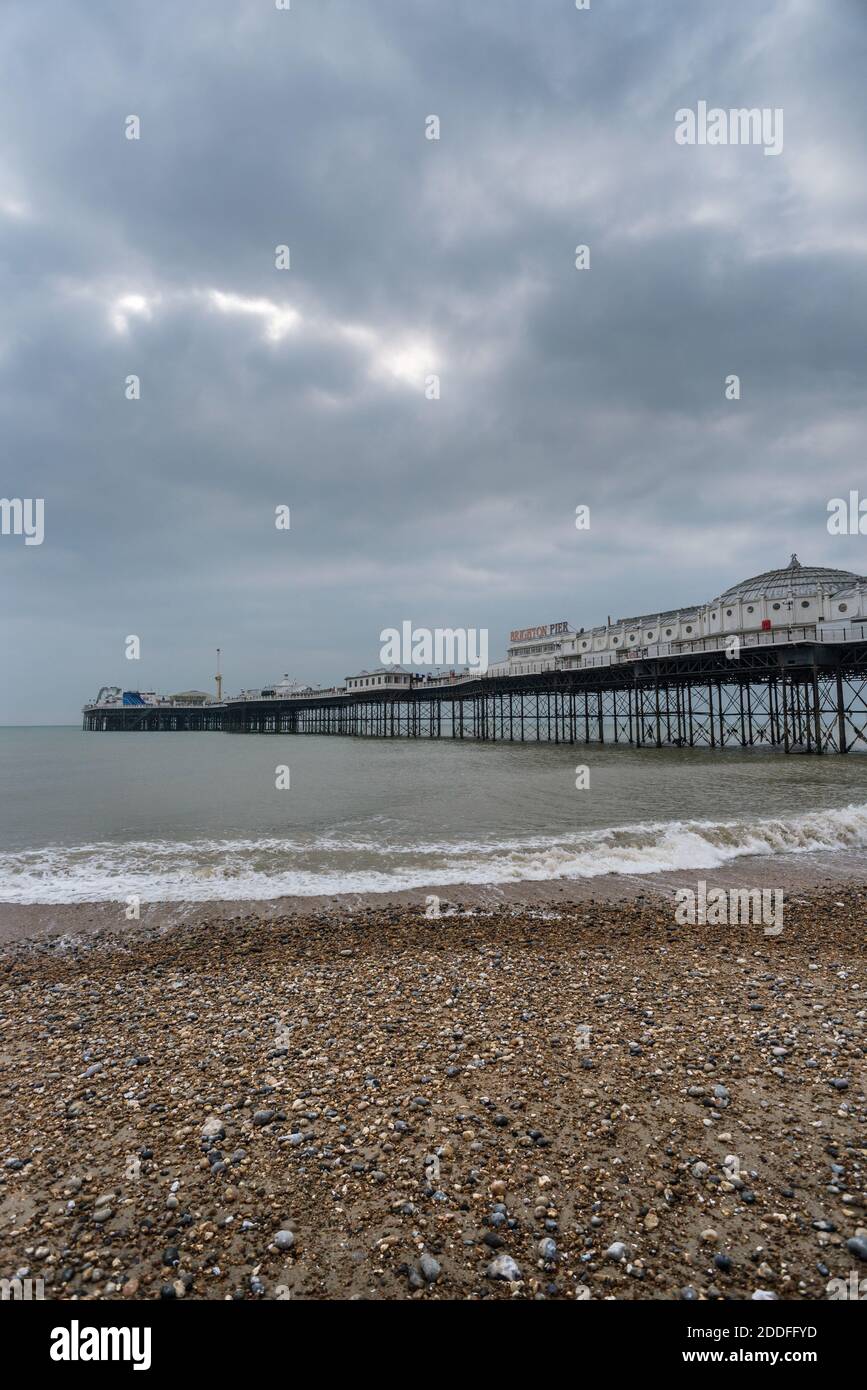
[0, 886, 864, 1301]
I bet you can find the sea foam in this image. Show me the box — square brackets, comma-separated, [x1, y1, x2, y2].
[0, 803, 865, 903]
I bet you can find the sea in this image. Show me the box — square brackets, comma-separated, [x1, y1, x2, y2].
[0, 727, 865, 904]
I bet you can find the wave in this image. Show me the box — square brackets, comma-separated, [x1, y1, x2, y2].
[0, 803, 865, 904]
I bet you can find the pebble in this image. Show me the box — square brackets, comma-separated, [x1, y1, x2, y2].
[487, 1254, 522, 1282]
[605, 1242, 630, 1263]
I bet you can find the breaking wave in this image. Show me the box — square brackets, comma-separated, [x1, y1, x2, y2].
[0, 803, 866, 904]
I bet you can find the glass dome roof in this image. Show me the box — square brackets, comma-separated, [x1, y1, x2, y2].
[719, 555, 866, 603]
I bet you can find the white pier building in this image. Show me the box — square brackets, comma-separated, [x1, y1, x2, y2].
[490, 557, 867, 676]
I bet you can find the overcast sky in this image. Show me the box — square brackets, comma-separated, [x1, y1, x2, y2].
[2, 0, 866, 723]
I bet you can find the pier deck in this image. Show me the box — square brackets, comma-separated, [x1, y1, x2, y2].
[82, 640, 867, 754]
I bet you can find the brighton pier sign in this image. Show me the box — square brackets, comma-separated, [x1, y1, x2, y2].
[510, 621, 569, 643]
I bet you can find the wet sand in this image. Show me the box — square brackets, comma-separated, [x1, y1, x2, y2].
[0, 846, 865, 946]
[0, 882, 864, 1300]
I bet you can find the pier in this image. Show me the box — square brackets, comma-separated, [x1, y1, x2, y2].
[82, 638, 867, 754]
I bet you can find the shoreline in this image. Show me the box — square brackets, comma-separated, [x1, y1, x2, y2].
[0, 846, 865, 946]
[0, 883, 863, 1300]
